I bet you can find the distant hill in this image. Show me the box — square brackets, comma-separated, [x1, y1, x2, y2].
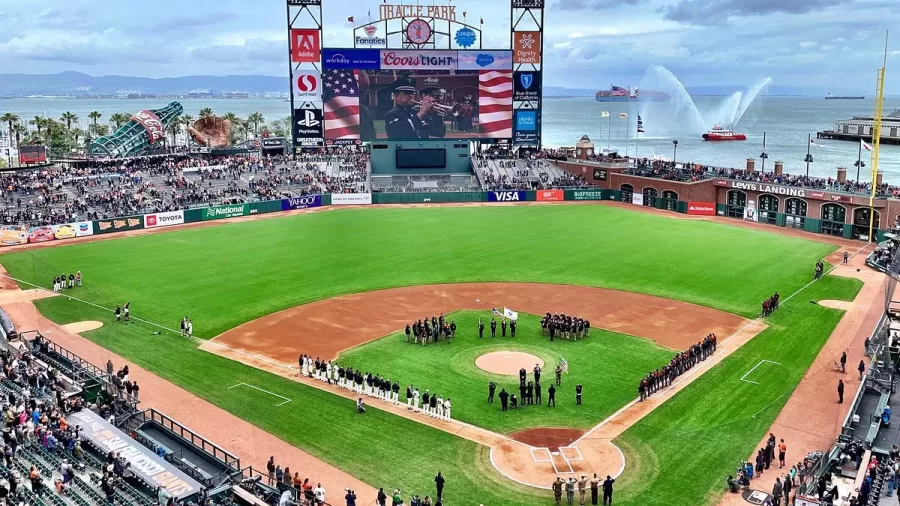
[0, 71, 288, 96]
[0, 72, 870, 98]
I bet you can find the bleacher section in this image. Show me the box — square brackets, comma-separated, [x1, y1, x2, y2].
[0, 332, 294, 506]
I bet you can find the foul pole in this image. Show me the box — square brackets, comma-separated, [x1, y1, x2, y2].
[869, 31, 889, 243]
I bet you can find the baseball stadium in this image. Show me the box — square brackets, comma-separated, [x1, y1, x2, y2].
[0, 2, 896, 506]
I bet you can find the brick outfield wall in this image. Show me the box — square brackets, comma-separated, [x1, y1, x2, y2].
[556, 161, 900, 229]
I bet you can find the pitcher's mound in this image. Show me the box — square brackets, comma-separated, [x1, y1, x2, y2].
[476, 351, 543, 375]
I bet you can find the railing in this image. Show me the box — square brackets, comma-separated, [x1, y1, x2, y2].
[146, 408, 241, 471]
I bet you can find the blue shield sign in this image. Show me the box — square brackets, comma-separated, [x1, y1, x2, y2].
[520, 73, 534, 90]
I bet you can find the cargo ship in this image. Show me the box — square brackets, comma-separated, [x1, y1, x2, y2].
[825, 93, 865, 99]
[595, 85, 670, 102]
[702, 125, 747, 141]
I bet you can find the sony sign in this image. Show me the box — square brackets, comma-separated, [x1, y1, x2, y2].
[729, 181, 806, 197]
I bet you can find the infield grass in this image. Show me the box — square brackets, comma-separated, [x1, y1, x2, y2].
[337, 310, 673, 434]
[0, 204, 863, 506]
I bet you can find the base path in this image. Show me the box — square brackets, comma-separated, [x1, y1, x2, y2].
[210, 282, 752, 363]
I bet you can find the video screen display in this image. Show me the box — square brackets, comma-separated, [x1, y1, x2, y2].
[396, 148, 446, 168]
[321, 49, 513, 142]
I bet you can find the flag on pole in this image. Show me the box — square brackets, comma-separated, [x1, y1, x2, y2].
[600, 111, 610, 118]
[619, 112, 628, 119]
[809, 138, 825, 148]
[492, 307, 503, 318]
[503, 308, 518, 321]
[862, 139, 872, 151]
[637, 115, 645, 133]
[559, 357, 569, 374]
[348, 16, 354, 23]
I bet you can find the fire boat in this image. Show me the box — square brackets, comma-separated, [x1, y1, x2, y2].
[702, 125, 747, 141]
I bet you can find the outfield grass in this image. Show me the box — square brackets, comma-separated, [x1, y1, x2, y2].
[0, 205, 863, 506]
[338, 310, 673, 434]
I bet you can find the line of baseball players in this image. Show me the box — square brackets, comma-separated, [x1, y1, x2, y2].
[298, 354, 452, 421]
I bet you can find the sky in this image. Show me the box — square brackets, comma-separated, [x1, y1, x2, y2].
[0, 0, 896, 92]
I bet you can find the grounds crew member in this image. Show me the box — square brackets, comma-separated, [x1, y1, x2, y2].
[490, 318, 497, 338]
[535, 381, 543, 404]
[488, 381, 497, 403]
[510, 319, 517, 337]
[384, 77, 446, 139]
[499, 388, 509, 411]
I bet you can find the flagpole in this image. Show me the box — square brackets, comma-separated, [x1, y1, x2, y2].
[856, 140, 862, 183]
[616, 117, 620, 153]
[805, 134, 811, 178]
[607, 114, 611, 151]
[625, 116, 629, 158]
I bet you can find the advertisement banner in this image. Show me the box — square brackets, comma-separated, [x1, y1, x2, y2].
[322, 49, 382, 69]
[687, 202, 716, 216]
[512, 0, 544, 6]
[514, 110, 540, 144]
[569, 190, 606, 201]
[293, 70, 322, 102]
[457, 51, 513, 70]
[632, 193, 644, 206]
[536, 190, 564, 202]
[26, 226, 56, 244]
[592, 168, 607, 181]
[18, 145, 47, 164]
[69, 409, 202, 499]
[281, 195, 323, 210]
[292, 108, 324, 147]
[71, 221, 94, 237]
[129, 111, 165, 144]
[488, 191, 527, 202]
[144, 210, 185, 228]
[513, 31, 542, 64]
[332, 193, 373, 205]
[380, 50, 458, 70]
[744, 199, 757, 221]
[290, 29, 321, 63]
[94, 216, 144, 235]
[203, 204, 249, 220]
[513, 71, 542, 102]
[0, 226, 28, 246]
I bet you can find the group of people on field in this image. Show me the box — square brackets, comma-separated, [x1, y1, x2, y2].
[541, 313, 591, 341]
[761, 293, 780, 317]
[639, 334, 717, 401]
[405, 314, 456, 345]
[51, 271, 81, 292]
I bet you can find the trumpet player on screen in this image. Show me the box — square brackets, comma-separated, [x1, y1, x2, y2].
[384, 76, 447, 139]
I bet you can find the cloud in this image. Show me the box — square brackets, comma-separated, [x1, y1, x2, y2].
[553, 0, 647, 9]
[189, 38, 284, 64]
[799, 41, 817, 48]
[661, 0, 854, 24]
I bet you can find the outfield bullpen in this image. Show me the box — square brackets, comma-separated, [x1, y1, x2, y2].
[0, 204, 864, 506]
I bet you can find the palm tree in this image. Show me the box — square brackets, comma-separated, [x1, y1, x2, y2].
[222, 112, 241, 145]
[60, 111, 78, 132]
[88, 111, 102, 127]
[0, 113, 19, 140]
[181, 115, 194, 144]
[11, 123, 26, 147]
[92, 124, 110, 137]
[71, 128, 86, 150]
[247, 112, 264, 136]
[166, 118, 182, 147]
[198, 108, 214, 119]
[109, 113, 129, 130]
[29, 116, 44, 137]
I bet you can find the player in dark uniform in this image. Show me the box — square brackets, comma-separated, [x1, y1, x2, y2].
[501, 319, 507, 337]
[510, 319, 517, 337]
[384, 77, 446, 139]
[488, 381, 497, 403]
[576, 384, 583, 405]
[548, 384, 557, 407]
[478, 319, 485, 339]
[490, 319, 497, 338]
[535, 381, 542, 404]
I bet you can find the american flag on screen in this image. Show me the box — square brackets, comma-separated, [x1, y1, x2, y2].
[323, 69, 361, 140]
[478, 70, 512, 138]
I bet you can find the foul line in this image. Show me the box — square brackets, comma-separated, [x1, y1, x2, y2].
[227, 382, 292, 407]
[740, 360, 782, 385]
[575, 242, 872, 445]
[0, 272, 297, 372]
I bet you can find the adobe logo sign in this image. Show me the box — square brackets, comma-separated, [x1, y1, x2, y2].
[293, 71, 322, 102]
[290, 29, 321, 63]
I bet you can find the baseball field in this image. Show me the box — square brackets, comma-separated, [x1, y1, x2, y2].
[0, 203, 864, 506]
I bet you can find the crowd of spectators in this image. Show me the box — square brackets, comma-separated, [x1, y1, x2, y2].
[0, 150, 371, 227]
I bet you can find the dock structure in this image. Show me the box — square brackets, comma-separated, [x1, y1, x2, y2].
[817, 109, 900, 145]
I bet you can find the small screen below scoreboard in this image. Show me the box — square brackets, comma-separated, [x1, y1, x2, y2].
[396, 148, 446, 169]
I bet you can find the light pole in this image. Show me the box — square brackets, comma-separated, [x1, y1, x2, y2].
[804, 134, 814, 178]
[759, 131, 769, 173]
[672, 139, 678, 166]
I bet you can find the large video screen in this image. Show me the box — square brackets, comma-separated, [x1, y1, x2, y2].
[321, 49, 513, 142]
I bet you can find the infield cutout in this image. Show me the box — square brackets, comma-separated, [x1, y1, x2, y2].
[228, 382, 292, 407]
[740, 360, 781, 385]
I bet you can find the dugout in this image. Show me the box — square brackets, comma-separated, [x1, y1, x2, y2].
[0, 308, 17, 339]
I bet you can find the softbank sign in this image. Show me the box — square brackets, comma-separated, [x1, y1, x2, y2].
[144, 210, 185, 228]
